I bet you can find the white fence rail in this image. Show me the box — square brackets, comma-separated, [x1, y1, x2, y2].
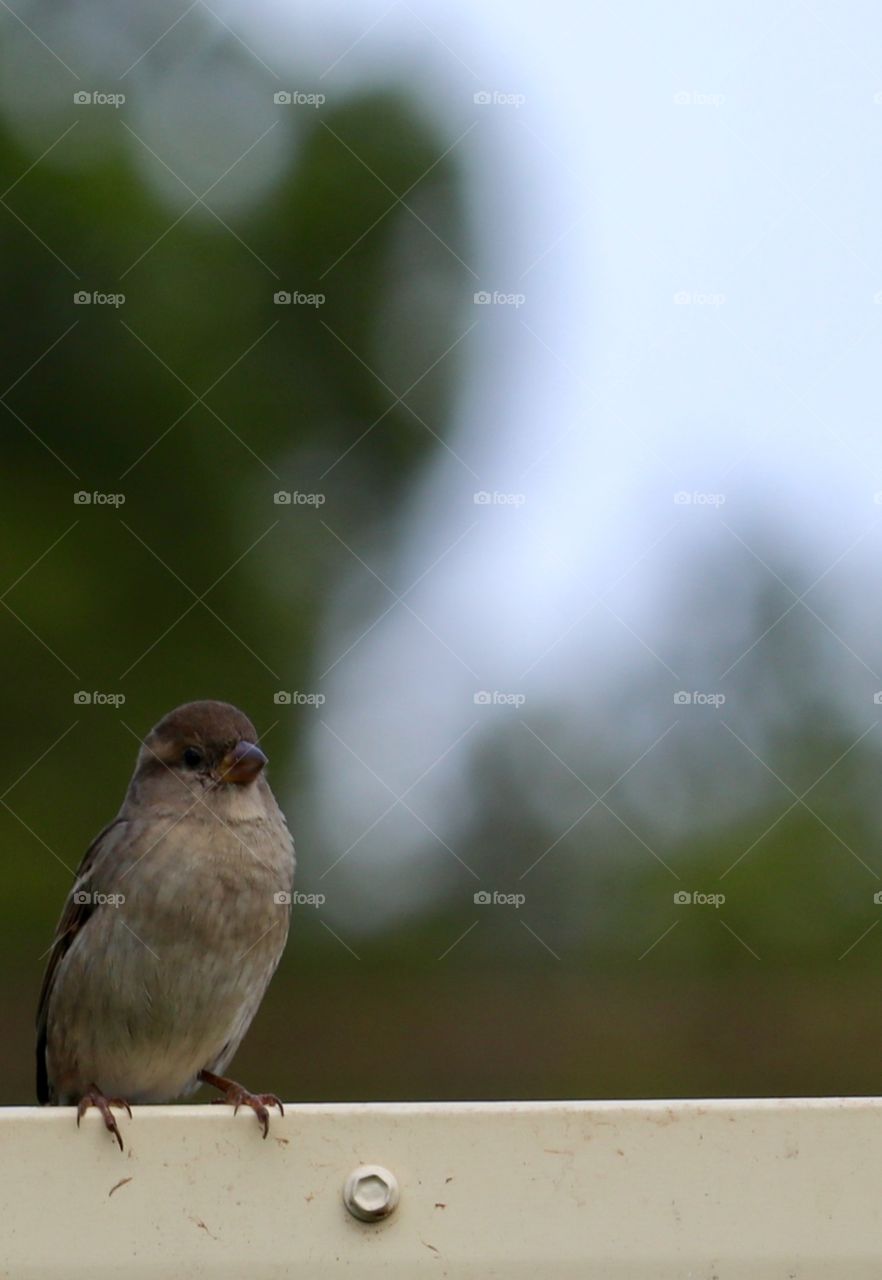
[2, 1098, 879, 1277]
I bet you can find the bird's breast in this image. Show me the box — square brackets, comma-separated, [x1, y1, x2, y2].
[120, 808, 293, 934]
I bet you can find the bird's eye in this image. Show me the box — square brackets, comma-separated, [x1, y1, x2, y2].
[182, 747, 204, 769]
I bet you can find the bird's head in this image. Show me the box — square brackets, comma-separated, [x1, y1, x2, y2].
[129, 700, 268, 811]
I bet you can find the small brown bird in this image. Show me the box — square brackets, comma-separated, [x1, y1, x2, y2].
[36, 700, 295, 1150]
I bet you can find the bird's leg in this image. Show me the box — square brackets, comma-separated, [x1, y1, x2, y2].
[76, 1084, 132, 1151]
[198, 1068, 284, 1139]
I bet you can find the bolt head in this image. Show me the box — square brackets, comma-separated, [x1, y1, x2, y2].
[343, 1164, 400, 1222]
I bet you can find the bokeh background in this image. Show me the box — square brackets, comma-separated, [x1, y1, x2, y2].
[5, 0, 882, 1105]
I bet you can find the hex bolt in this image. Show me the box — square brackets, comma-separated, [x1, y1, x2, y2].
[343, 1165, 400, 1223]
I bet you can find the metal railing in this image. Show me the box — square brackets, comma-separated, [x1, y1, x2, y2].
[2, 1098, 877, 1276]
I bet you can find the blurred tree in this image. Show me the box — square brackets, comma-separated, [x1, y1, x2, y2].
[0, 11, 470, 1099]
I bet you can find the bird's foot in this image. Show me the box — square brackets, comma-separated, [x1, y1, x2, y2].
[76, 1085, 132, 1151]
[199, 1068, 283, 1139]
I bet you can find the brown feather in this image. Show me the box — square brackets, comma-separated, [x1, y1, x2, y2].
[35, 820, 125, 1103]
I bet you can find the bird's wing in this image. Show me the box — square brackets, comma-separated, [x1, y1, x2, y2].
[35, 819, 126, 1103]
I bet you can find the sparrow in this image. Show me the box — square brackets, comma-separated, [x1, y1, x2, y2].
[36, 700, 295, 1150]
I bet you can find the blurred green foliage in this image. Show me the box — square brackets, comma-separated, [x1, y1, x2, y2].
[0, 13, 472, 1100]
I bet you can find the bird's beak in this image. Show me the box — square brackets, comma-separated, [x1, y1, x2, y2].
[218, 741, 267, 785]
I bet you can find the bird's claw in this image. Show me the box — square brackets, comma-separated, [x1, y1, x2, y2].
[76, 1085, 131, 1151]
[211, 1085, 284, 1138]
[211, 1085, 284, 1136]
[199, 1067, 284, 1138]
